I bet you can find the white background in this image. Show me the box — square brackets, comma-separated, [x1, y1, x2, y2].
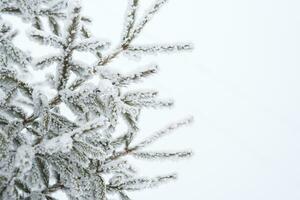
[85, 0, 300, 199]
[11, 0, 300, 199]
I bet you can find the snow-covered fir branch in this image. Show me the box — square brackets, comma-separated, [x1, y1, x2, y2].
[0, 0, 193, 199]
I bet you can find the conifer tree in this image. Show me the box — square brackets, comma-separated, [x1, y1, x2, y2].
[0, 0, 193, 199]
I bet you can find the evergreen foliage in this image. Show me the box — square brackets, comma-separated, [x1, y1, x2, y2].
[0, 0, 193, 199]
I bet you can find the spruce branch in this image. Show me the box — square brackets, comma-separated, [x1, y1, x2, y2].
[56, 1, 81, 91]
[0, 0, 194, 199]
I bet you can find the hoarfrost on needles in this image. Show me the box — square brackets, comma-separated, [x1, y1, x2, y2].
[0, 0, 193, 199]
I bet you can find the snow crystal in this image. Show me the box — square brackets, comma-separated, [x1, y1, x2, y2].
[38, 133, 73, 155]
[98, 79, 118, 96]
[15, 145, 35, 173]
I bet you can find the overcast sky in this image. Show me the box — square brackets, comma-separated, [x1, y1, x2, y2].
[88, 1, 300, 200]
